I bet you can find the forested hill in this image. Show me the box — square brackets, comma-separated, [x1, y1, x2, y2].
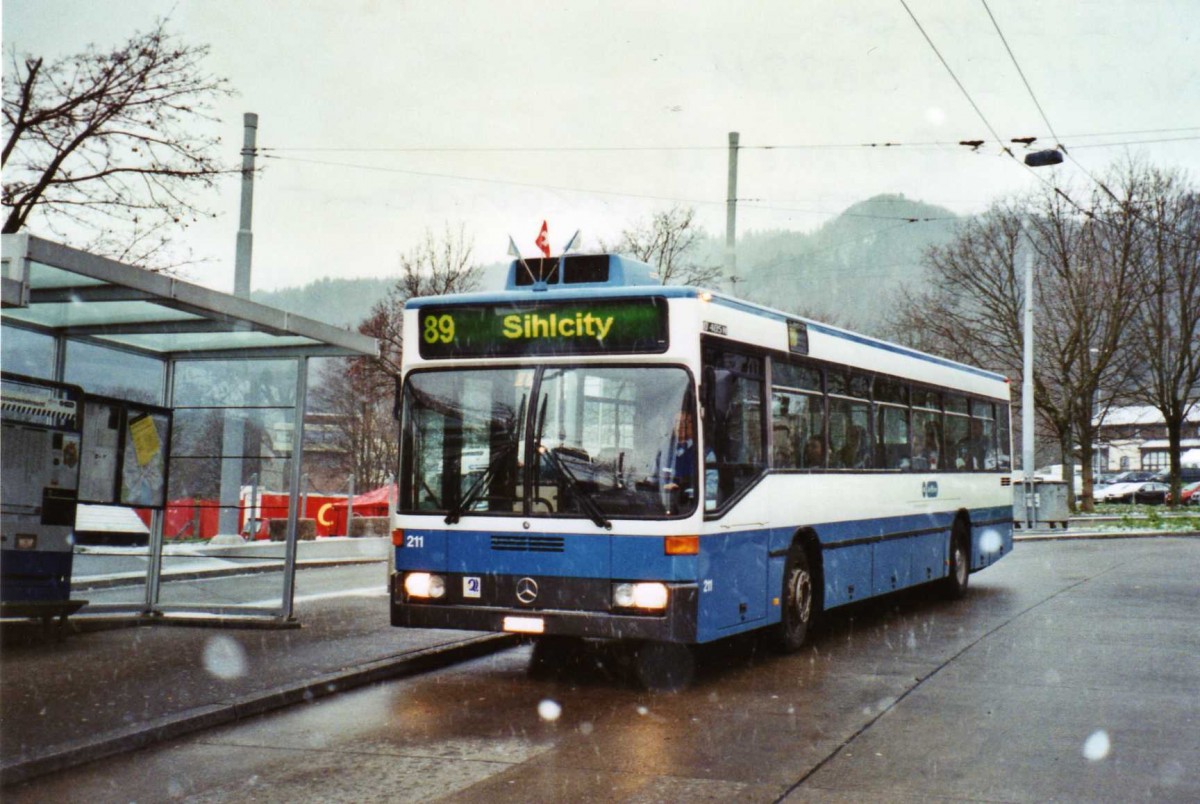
[251, 276, 397, 330]
[252, 195, 961, 337]
[729, 194, 961, 334]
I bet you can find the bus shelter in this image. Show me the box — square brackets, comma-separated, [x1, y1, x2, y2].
[1, 234, 378, 624]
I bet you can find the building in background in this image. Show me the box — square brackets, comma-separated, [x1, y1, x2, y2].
[1094, 406, 1200, 473]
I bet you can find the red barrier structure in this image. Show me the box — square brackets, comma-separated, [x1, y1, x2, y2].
[240, 492, 347, 539]
[328, 484, 395, 535]
[134, 491, 351, 541]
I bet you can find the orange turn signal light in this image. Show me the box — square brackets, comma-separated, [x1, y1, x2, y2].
[664, 535, 699, 555]
[391, 528, 405, 547]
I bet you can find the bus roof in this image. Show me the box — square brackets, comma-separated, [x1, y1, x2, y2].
[404, 254, 1008, 385]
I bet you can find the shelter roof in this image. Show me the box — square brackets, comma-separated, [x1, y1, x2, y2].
[2, 234, 377, 360]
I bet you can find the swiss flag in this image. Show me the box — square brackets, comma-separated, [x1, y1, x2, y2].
[535, 220, 550, 258]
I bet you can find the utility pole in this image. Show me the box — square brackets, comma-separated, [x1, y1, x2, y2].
[725, 131, 739, 294]
[1018, 148, 1061, 529]
[218, 112, 258, 540]
[1022, 248, 1036, 528]
[234, 112, 258, 297]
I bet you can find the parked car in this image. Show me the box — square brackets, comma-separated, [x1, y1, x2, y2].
[1110, 470, 1161, 484]
[1096, 482, 1141, 503]
[1100, 481, 1170, 505]
[1152, 467, 1200, 486]
[1166, 480, 1200, 505]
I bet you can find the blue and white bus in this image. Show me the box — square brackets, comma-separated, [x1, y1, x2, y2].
[390, 253, 1013, 684]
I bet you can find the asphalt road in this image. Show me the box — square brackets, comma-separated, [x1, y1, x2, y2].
[8, 537, 1199, 803]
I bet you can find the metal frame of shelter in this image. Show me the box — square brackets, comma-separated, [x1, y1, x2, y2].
[1, 234, 379, 623]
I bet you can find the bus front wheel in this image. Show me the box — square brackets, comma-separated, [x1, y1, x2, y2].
[939, 523, 971, 600]
[772, 546, 815, 653]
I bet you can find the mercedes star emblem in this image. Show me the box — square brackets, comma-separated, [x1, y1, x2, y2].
[515, 577, 539, 605]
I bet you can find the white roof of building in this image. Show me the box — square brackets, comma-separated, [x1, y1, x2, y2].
[1138, 438, 1200, 450]
[1096, 405, 1200, 427]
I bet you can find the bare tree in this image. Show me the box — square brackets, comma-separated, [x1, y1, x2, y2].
[615, 206, 723, 286]
[366, 224, 482, 384]
[311, 360, 397, 492]
[1028, 172, 1148, 511]
[890, 174, 1146, 512]
[315, 226, 483, 488]
[2, 20, 233, 268]
[1122, 166, 1200, 506]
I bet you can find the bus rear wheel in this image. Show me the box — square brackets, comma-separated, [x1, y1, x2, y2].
[772, 546, 815, 653]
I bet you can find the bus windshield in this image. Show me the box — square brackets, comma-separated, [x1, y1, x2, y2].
[400, 366, 697, 519]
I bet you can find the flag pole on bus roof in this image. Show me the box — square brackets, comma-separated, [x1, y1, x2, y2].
[508, 236, 537, 285]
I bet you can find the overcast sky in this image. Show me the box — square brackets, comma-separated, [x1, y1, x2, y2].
[5, 0, 1199, 292]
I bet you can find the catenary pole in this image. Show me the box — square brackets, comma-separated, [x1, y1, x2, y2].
[725, 131, 739, 294]
[218, 112, 258, 538]
[1022, 248, 1036, 527]
[234, 112, 258, 297]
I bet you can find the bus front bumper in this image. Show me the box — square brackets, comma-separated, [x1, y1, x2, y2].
[391, 576, 699, 643]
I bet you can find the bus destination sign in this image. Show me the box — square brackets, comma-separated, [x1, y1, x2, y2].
[417, 298, 669, 359]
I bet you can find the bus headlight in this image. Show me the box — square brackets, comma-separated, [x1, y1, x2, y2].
[404, 572, 446, 599]
[613, 582, 669, 610]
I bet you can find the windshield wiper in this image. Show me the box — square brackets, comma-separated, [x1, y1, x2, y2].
[539, 445, 612, 530]
[531, 387, 611, 530]
[444, 441, 517, 525]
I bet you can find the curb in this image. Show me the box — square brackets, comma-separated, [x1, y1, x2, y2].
[72, 557, 385, 592]
[1015, 529, 1200, 542]
[0, 632, 520, 788]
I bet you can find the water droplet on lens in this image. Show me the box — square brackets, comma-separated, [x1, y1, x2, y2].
[1083, 730, 1111, 761]
[202, 635, 247, 680]
[980, 529, 1003, 554]
[538, 699, 562, 721]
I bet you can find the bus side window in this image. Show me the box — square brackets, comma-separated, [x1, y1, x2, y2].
[911, 405, 942, 471]
[772, 391, 820, 469]
[829, 399, 871, 469]
[876, 403, 910, 470]
[995, 403, 1012, 471]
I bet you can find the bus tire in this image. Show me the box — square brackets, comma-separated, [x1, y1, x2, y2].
[772, 546, 815, 653]
[630, 641, 694, 691]
[939, 520, 971, 600]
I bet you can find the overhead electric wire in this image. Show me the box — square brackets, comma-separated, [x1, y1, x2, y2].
[980, 0, 1063, 150]
[258, 127, 1200, 156]
[898, 0, 1010, 153]
[899, 0, 1106, 223]
[260, 152, 951, 224]
[1069, 135, 1200, 149]
[259, 152, 719, 207]
[979, 0, 1196, 245]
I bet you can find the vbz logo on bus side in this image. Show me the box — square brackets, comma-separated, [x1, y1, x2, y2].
[922, 481, 939, 499]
